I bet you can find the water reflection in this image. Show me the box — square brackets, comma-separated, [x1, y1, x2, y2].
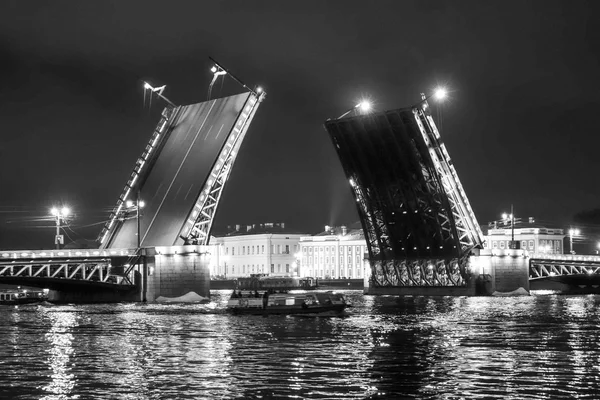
[41, 310, 77, 399]
[2, 293, 600, 398]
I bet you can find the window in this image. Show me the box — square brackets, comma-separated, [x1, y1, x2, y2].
[252, 246, 254, 255]
[285, 245, 289, 254]
[278, 264, 281, 272]
[529, 240, 534, 250]
[277, 245, 281, 254]
[232, 247, 235, 256]
[320, 247, 324, 252]
[232, 266, 235, 274]
[262, 245, 265, 254]
[271, 264, 274, 273]
[243, 246, 246, 255]
[225, 247, 229, 255]
[522, 241, 526, 249]
[243, 265, 245, 273]
[286, 264, 290, 273]
[309, 247, 312, 254]
[500, 241, 505, 249]
[309, 256, 313, 264]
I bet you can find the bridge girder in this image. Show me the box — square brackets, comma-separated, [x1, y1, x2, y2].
[325, 100, 483, 288]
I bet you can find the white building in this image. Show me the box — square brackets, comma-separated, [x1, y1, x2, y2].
[482, 223, 565, 255]
[299, 225, 368, 279]
[209, 223, 305, 278]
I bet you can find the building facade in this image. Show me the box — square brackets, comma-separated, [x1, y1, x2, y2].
[483, 224, 565, 255]
[209, 223, 305, 278]
[298, 225, 368, 279]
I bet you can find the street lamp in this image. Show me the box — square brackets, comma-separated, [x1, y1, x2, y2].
[337, 100, 373, 119]
[501, 205, 516, 249]
[568, 228, 579, 254]
[50, 206, 70, 249]
[126, 198, 145, 248]
[294, 251, 302, 277]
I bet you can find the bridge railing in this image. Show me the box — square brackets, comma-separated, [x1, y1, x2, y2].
[0, 248, 139, 287]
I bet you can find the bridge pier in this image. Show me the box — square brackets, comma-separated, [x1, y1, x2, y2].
[143, 246, 211, 302]
[363, 250, 529, 296]
[471, 249, 529, 294]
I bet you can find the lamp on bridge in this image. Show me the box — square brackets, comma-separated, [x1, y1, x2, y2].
[126, 198, 145, 248]
[337, 100, 372, 119]
[50, 206, 70, 250]
[568, 228, 580, 254]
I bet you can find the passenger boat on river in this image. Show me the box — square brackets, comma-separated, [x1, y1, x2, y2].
[227, 290, 348, 316]
[0, 289, 47, 305]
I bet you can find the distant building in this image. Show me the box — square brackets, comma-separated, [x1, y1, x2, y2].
[482, 221, 565, 254]
[210, 223, 306, 278]
[299, 225, 368, 279]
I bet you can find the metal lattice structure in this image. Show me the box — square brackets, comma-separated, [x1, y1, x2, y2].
[325, 100, 483, 287]
[530, 256, 600, 280]
[99, 91, 265, 249]
[0, 249, 139, 289]
[181, 93, 265, 245]
[98, 107, 175, 247]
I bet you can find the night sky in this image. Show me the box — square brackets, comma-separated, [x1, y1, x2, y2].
[1, 0, 599, 249]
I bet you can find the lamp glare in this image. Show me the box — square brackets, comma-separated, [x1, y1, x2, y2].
[358, 101, 371, 112]
[434, 87, 447, 100]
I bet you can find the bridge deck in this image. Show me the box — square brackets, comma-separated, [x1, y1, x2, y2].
[108, 93, 251, 248]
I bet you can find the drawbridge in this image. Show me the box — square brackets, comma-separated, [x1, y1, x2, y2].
[99, 90, 265, 248]
[325, 97, 484, 288]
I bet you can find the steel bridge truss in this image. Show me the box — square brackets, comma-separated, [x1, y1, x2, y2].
[325, 100, 483, 288]
[99, 106, 176, 247]
[0, 257, 137, 288]
[530, 258, 600, 280]
[180, 92, 265, 245]
[371, 256, 470, 287]
[413, 105, 484, 254]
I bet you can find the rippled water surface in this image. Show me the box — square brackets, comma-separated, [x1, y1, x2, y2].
[2, 291, 600, 399]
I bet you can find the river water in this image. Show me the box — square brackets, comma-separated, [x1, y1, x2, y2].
[1, 290, 600, 399]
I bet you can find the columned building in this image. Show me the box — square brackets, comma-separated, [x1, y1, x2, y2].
[482, 222, 565, 255]
[210, 223, 305, 278]
[299, 225, 368, 279]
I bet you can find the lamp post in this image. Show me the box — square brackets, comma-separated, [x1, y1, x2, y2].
[294, 251, 302, 277]
[50, 206, 70, 249]
[568, 228, 579, 254]
[337, 100, 372, 119]
[126, 196, 145, 248]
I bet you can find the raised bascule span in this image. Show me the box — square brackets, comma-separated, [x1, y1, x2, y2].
[99, 90, 265, 249]
[325, 98, 484, 290]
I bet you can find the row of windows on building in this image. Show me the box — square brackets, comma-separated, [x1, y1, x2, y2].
[223, 244, 298, 256]
[490, 239, 562, 250]
[224, 264, 291, 275]
[302, 245, 364, 255]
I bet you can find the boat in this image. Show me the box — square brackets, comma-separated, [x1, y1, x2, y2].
[0, 289, 48, 305]
[236, 274, 318, 291]
[227, 290, 348, 315]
